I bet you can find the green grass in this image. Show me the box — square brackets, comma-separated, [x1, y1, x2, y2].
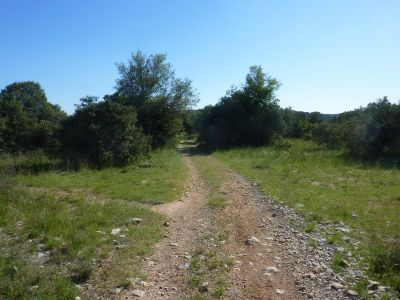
[0, 148, 187, 298]
[187, 245, 232, 299]
[214, 139, 400, 292]
[16, 148, 186, 204]
[190, 155, 228, 209]
[304, 223, 316, 233]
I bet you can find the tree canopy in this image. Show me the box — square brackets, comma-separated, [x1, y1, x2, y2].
[0, 81, 66, 153]
[197, 66, 282, 148]
[113, 50, 199, 147]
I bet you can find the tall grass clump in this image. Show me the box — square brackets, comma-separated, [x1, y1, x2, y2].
[0, 151, 60, 174]
[369, 235, 400, 293]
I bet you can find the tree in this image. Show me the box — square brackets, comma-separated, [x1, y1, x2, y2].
[242, 65, 280, 108]
[0, 82, 66, 153]
[198, 66, 282, 147]
[115, 51, 174, 108]
[114, 51, 199, 147]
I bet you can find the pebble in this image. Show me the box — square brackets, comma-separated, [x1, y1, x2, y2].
[111, 228, 121, 235]
[199, 282, 208, 292]
[128, 217, 142, 225]
[367, 280, 380, 290]
[264, 266, 279, 276]
[245, 236, 260, 245]
[345, 289, 358, 296]
[177, 263, 189, 270]
[132, 290, 145, 297]
[330, 282, 343, 290]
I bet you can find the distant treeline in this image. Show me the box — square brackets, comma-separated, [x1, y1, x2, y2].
[307, 99, 400, 159]
[1, 52, 399, 167]
[0, 51, 198, 168]
[193, 67, 399, 161]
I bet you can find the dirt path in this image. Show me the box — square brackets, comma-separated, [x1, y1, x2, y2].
[119, 155, 212, 299]
[120, 150, 359, 300]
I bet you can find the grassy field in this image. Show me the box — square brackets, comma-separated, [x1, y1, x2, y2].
[16, 148, 186, 204]
[214, 139, 400, 293]
[0, 148, 186, 299]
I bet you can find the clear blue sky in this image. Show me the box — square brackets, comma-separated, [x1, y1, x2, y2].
[1, 0, 399, 114]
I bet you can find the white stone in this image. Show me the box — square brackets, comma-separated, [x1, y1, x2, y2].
[132, 289, 145, 297]
[264, 266, 279, 276]
[111, 228, 121, 235]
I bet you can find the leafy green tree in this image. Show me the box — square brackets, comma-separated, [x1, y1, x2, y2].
[0, 82, 66, 153]
[198, 66, 282, 147]
[115, 51, 174, 108]
[113, 51, 199, 147]
[60, 98, 150, 167]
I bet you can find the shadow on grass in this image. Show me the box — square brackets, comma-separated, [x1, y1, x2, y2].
[338, 151, 400, 170]
[191, 138, 400, 170]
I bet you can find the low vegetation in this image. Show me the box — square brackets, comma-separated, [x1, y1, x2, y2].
[190, 153, 228, 209]
[215, 139, 400, 292]
[0, 148, 186, 298]
[187, 236, 233, 299]
[310, 98, 400, 160]
[16, 148, 186, 204]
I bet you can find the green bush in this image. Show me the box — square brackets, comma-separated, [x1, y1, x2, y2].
[0, 81, 66, 154]
[310, 97, 400, 161]
[60, 98, 150, 168]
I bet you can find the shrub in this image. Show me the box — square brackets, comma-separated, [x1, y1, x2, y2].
[60, 98, 150, 168]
